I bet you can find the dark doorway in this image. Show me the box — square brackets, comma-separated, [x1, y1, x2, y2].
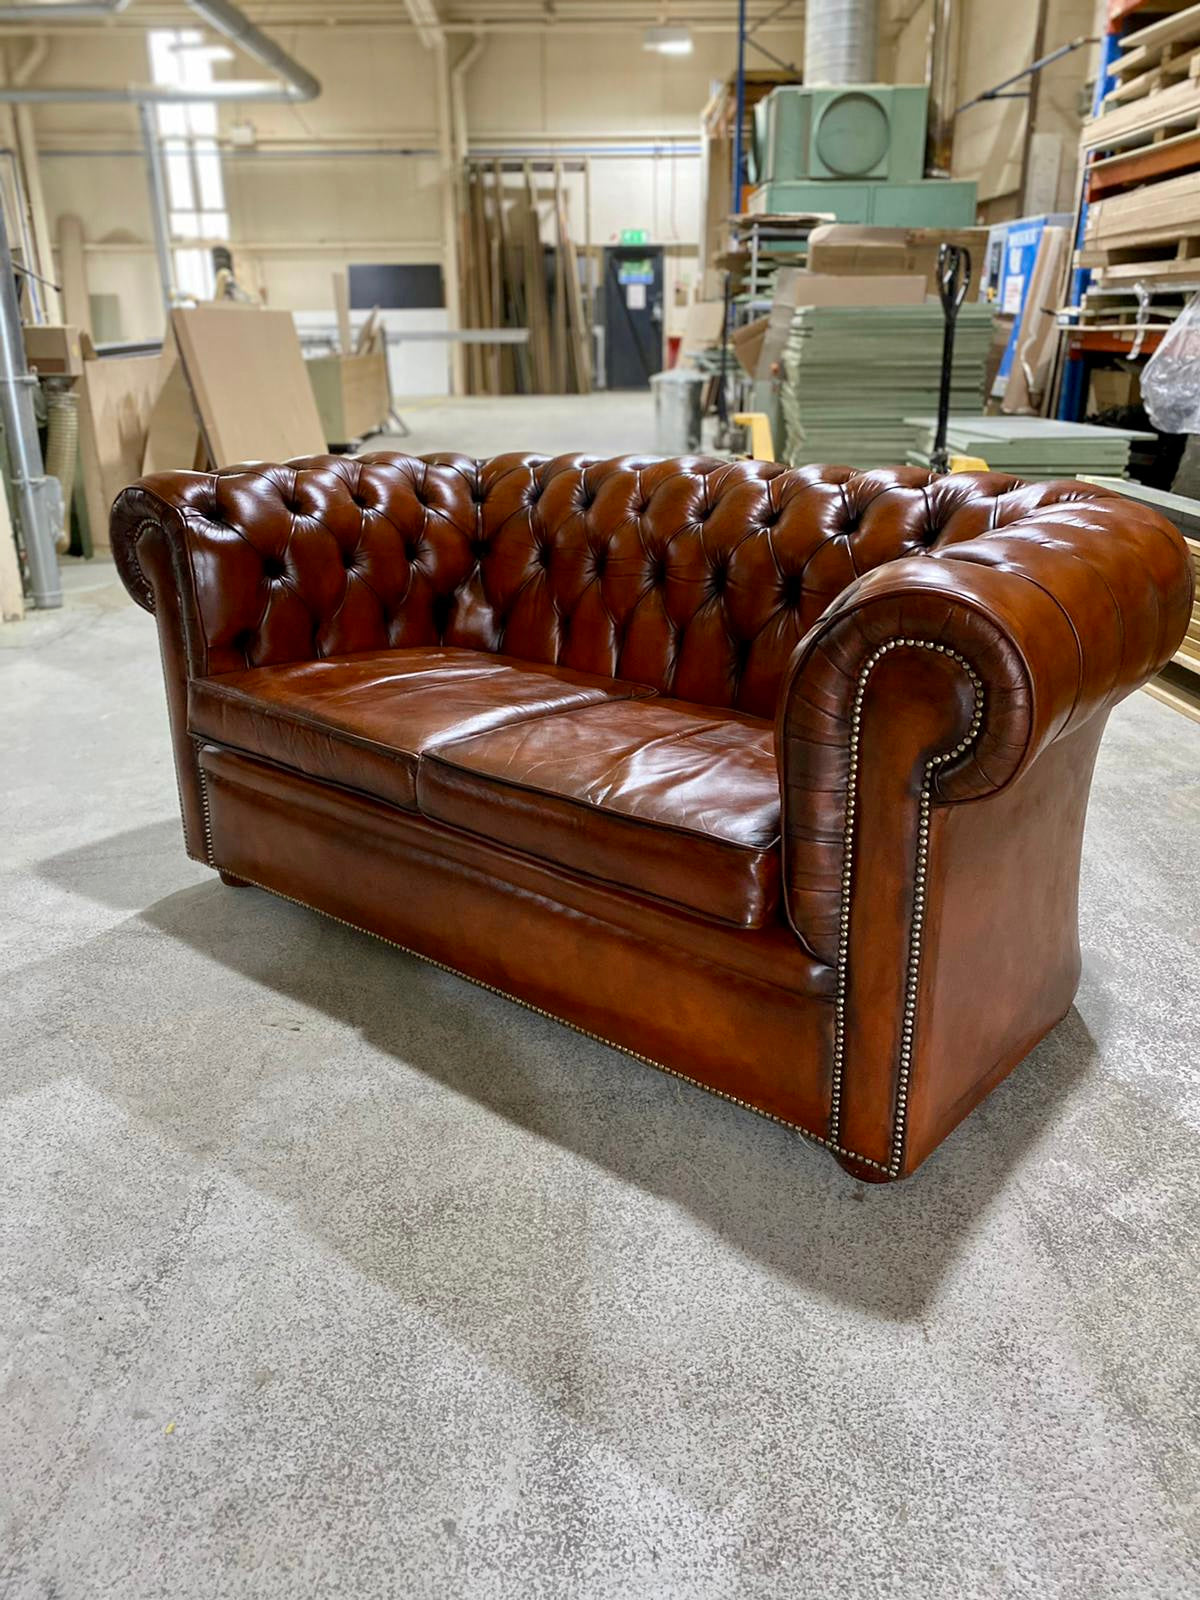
[603, 246, 664, 389]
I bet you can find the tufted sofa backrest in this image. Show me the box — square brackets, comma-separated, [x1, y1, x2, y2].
[125, 452, 1134, 720]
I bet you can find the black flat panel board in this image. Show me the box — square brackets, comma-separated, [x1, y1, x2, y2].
[349, 264, 445, 310]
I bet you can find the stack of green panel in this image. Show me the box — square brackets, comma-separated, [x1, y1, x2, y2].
[903, 416, 1155, 480]
[780, 303, 995, 468]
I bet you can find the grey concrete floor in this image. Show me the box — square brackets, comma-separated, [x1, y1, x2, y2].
[2, 404, 1199, 1598]
[375, 391, 671, 460]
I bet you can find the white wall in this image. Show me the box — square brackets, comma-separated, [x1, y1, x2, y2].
[884, 0, 1098, 216]
[18, 23, 804, 346]
[12, 6, 1095, 348]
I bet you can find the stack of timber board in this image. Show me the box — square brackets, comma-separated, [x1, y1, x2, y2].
[458, 162, 589, 396]
[1081, 2, 1200, 285]
[1079, 474, 1200, 723]
[904, 416, 1153, 480]
[780, 302, 994, 468]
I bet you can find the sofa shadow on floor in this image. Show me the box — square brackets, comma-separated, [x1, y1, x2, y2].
[37, 817, 1100, 1323]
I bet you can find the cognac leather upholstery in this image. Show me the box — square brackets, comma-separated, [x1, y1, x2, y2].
[188, 647, 651, 813]
[111, 453, 1193, 1180]
[417, 698, 781, 927]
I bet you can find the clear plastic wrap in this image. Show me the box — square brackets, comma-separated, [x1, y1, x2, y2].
[1141, 289, 1200, 435]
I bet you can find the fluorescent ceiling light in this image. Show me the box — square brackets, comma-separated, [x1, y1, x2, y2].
[644, 25, 693, 56]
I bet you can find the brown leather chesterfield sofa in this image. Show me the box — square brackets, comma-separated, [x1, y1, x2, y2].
[111, 453, 1192, 1181]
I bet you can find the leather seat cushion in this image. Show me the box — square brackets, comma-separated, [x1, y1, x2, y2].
[189, 647, 653, 812]
[417, 698, 782, 928]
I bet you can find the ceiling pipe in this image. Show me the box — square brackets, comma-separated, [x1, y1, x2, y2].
[406, 1, 465, 396]
[450, 30, 485, 170]
[0, 0, 132, 18]
[0, 0, 320, 102]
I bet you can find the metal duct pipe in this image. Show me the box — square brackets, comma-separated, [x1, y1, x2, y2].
[0, 1, 132, 18]
[188, 0, 319, 101]
[138, 100, 174, 311]
[0, 205, 60, 607]
[924, 0, 955, 175]
[803, 0, 878, 85]
[0, 0, 319, 103]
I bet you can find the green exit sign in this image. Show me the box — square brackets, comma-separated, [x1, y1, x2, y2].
[620, 228, 648, 245]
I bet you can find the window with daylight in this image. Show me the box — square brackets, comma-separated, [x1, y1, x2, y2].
[147, 29, 230, 300]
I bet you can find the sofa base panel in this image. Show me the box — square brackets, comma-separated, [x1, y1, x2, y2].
[196, 743, 858, 1161]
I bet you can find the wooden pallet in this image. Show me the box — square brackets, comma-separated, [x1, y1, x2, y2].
[1105, 2, 1200, 113]
[1082, 77, 1200, 151]
[1111, 2, 1200, 80]
[1088, 125, 1200, 198]
[1082, 236, 1200, 285]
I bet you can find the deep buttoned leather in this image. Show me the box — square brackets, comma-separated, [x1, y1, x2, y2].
[418, 697, 781, 927]
[188, 646, 651, 812]
[115, 453, 1018, 715]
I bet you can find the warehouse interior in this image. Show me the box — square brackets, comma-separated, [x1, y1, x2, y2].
[2, 3, 1199, 1597]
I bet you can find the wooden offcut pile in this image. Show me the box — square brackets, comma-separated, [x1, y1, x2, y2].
[457, 162, 590, 396]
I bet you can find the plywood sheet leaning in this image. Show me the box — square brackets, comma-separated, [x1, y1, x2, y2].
[1001, 226, 1068, 415]
[78, 349, 166, 548]
[142, 338, 204, 477]
[170, 306, 327, 466]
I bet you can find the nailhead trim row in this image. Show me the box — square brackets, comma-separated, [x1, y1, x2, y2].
[194, 745, 216, 867]
[830, 638, 985, 1177]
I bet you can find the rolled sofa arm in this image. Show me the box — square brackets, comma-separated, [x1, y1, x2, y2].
[111, 462, 382, 860]
[777, 488, 1192, 1178]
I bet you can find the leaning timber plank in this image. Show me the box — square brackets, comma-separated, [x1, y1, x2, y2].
[523, 163, 553, 393]
[491, 160, 517, 394]
[457, 187, 478, 394]
[555, 165, 590, 395]
[470, 169, 494, 396]
[550, 164, 568, 393]
[483, 168, 503, 395]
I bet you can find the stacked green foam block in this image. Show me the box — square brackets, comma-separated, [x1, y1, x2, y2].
[780, 303, 996, 469]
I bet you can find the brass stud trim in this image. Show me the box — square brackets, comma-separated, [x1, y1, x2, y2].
[830, 638, 984, 1177]
[193, 742, 216, 867]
